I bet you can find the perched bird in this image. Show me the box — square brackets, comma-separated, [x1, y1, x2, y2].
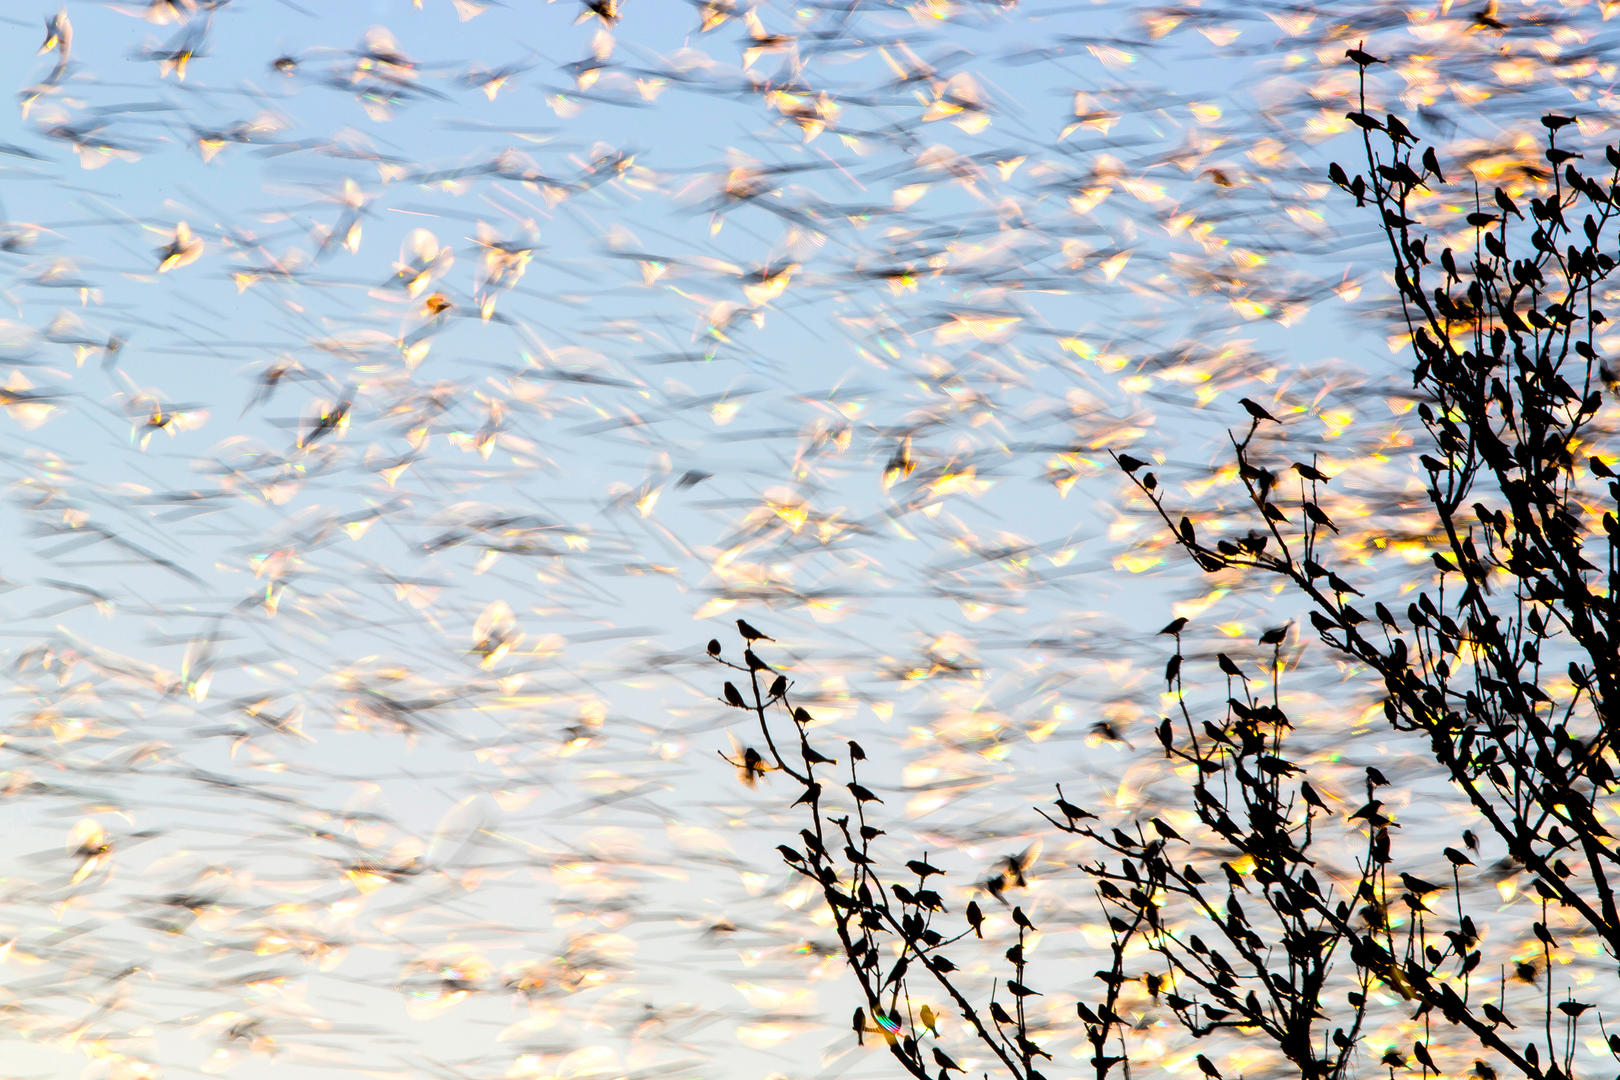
[736, 619, 773, 642]
[1399, 872, 1443, 895]
[1239, 397, 1279, 423]
[1412, 1040, 1440, 1074]
[1053, 785, 1095, 822]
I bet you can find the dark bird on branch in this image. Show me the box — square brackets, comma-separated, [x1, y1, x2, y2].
[1239, 397, 1278, 423]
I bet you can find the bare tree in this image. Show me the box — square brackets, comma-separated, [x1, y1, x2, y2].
[715, 52, 1620, 1080]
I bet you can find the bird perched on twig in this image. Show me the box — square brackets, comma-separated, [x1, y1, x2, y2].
[736, 619, 772, 642]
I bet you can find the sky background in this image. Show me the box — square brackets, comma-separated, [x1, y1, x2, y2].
[0, 1, 1616, 1079]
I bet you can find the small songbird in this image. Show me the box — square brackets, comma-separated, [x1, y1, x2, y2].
[736, 619, 772, 642]
[1239, 397, 1279, 423]
[1412, 1040, 1439, 1074]
[1344, 43, 1381, 67]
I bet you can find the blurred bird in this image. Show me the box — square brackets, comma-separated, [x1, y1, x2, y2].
[298, 389, 353, 449]
[39, 10, 72, 81]
[981, 843, 1038, 903]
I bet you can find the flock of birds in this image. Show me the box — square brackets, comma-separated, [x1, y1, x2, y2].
[0, 0, 1613, 1078]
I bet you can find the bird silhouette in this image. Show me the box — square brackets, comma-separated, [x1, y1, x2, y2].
[736, 619, 773, 642]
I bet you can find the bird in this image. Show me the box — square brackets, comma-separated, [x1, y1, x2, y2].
[1422, 147, 1446, 183]
[39, 11, 72, 81]
[1412, 1040, 1440, 1074]
[736, 619, 772, 642]
[1053, 785, 1095, 822]
[1239, 397, 1279, 423]
[156, 221, 203, 272]
[1349, 800, 1393, 827]
[1151, 818, 1184, 842]
[981, 845, 1038, 902]
[1399, 873, 1443, 895]
[300, 393, 352, 450]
